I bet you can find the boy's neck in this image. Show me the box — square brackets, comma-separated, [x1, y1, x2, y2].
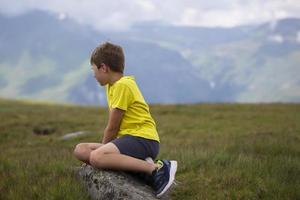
[108, 72, 124, 85]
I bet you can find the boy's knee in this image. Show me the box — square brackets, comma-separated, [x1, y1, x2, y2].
[73, 143, 86, 158]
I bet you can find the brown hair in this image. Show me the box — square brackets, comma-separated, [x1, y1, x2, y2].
[90, 42, 125, 73]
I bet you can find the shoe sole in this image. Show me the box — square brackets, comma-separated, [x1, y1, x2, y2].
[156, 160, 177, 198]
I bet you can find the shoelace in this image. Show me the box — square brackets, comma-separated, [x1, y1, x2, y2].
[155, 160, 164, 171]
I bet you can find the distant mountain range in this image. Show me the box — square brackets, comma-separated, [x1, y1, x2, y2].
[1, 11, 300, 105]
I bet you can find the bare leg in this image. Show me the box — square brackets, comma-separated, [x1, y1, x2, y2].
[73, 143, 103, 164]
[89, 142, 158, 175]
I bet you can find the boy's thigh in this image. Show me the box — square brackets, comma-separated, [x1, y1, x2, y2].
[91, 142, 120, 155]
[111, 135, 160, 160]
[78, 143, 103, 151]
[86, 143, 103, 150]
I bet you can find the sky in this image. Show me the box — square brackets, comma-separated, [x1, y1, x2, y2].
[1, 0, 300, 31]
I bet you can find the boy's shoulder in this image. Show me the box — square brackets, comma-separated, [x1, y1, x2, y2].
[118, 76, 135, 83]
[107, 76, 136, 93]
[114, 76, 136, 88]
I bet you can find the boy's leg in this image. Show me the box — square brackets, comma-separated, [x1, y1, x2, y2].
[89, 143, 178, 197]
[89, 142, 157, 175]
[73, 143, 103, 164]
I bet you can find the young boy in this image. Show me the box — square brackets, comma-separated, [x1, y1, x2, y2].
[73, 42, 177, 197]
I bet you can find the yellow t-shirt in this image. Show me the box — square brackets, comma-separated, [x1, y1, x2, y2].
[106, 76, 160, 142]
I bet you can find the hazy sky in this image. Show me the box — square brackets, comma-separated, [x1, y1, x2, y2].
[1, 0, 300, 30]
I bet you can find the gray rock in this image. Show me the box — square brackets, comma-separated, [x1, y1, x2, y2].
[77, 164, 170, 200]
[33, 126, 56, 135]
[60, 131, 89, 140]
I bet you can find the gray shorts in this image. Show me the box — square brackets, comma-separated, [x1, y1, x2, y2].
[111, 135, 160, 160]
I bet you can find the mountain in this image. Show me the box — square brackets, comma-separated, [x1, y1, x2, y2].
[0, 11, 300, 105]
[117, 19, 300, 102]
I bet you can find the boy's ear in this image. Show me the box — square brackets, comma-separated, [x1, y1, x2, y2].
[102, 64, 109, 72]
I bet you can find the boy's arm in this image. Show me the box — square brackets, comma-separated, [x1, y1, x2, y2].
[102, 108, 125, 144]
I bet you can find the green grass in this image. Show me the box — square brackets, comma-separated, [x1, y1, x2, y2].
[0, 99, 299, 200]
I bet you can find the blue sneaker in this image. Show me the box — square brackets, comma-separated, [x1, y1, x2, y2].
[152, 159, 177, 198]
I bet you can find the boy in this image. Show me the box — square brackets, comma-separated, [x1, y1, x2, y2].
[74, 42, 177, 197]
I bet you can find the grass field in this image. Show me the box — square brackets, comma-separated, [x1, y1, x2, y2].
[0, 99, 299, 200]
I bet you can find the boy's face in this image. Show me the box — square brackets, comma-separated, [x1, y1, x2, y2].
[91, 63, 108, 86]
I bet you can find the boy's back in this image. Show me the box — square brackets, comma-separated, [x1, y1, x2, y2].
[106, 75, 159, 142]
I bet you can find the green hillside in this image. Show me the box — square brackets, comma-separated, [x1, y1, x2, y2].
[1, 12, 300, 104]
[0, 99, 299, 199]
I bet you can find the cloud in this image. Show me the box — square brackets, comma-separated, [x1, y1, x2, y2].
[1, 0, 300, 31]
[268, 34, 284, 43]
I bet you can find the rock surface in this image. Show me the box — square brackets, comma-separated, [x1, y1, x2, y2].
[77, 164, 170, 200]
[60, 131, 89, 140]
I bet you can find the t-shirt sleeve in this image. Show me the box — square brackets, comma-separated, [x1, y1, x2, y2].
[111, 83, 133, 111]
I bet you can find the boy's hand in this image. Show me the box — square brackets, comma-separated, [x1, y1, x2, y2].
[102, 108, 125, 144]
